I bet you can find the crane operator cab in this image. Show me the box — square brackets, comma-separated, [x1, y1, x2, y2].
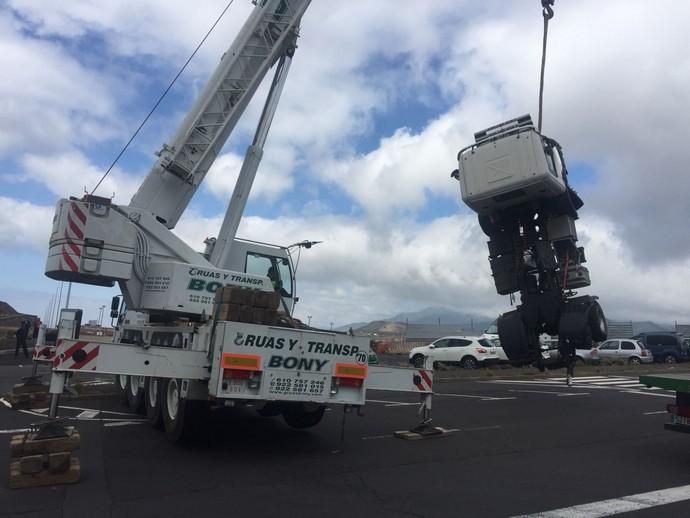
[452, 114, 607, 370]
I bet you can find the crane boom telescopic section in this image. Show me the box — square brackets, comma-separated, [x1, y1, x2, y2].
[130, 0, 311, 229]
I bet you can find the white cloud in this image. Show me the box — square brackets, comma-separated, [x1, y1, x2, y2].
[20, 151, 143, 204]
[0, 197, 53, 250]
[0, 11, 120, 156]
[204, 145, 296, 202]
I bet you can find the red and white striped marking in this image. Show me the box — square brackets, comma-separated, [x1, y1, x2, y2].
[32, 345, 56, 362]
[60, 201, 86, 273]
[414, 369, 433, 392]
[53, 340, 100, 371]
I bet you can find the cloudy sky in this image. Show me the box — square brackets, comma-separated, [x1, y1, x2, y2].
[1, 0, 689, 328]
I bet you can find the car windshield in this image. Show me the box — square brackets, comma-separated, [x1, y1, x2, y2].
[478, 338, 493, 348]
[637, 340, 647, 350]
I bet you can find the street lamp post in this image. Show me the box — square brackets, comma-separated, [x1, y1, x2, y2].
[307, 315, 312, 326]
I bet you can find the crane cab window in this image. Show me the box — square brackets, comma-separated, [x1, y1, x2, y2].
[245, 253, 293, 297]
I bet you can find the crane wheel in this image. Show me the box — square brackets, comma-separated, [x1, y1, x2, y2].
[161, 379, 203, 444]
[282, 403, 326, 429]
[497, 310, 530, 362]
[126, 375, 145, 414]
[145, 377, 163, 429]
[588, 301, 608, 342]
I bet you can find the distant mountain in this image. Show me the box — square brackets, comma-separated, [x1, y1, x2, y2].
[387, 306, 493, 330]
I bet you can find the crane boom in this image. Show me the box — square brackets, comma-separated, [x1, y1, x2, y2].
[130, 0, 311, 229]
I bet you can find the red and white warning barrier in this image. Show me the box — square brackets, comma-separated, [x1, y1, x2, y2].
[60, 202, 87, 273]
[413, 369, 433, 392]
[32, 345, 56, 362]
[53, 340, 100, 371]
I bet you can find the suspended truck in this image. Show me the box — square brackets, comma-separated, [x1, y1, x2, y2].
[43, 0, 435, 443]
[452, 114, 608, 373]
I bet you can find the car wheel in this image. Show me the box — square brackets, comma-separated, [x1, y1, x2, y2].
[628, 357, 641, 365]
[412, 354, 425, 368]
[664, 354, 677, 364]
[575, 356, 585, 364]
[461, 356, 478, 369]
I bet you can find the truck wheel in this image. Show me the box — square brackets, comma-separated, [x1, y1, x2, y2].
[461, 356, 478, 369]
[117, 375, 129, 404]
[162, 378, 202, 444]
[497, 309, 530, 362]
[412, 354, 425, 368]
[588, 301, 608, 342]
[664, 354, 677, 364]
[145, 377, 163, 429]
[282, 403, 326, 429]
[127, 375, 145, 414]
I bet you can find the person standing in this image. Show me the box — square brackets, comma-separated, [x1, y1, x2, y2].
[33, 318, 41, 340]
[15, 320, 29, 359]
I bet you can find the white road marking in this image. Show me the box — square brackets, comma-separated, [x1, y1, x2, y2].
[624, 390, 674, 398]
[0, 398, 12, 409]
[0, 428, 30, 435]
[589, 380, 641, 386]
[435, 393, 516, 401]
[58, 404, 139, 417]
[512, 483, 690, 517]
[366, 399, 418, 407]
[18, 409, 49, 418]
[104, 421, 144, 428]
[549, 376, 610, 381]
[76, 410, 100, 419]
[508, 389, 589, 397]
[643, 411, 667, 415]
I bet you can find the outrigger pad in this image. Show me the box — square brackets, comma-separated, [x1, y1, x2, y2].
[394, 424, 449, 440]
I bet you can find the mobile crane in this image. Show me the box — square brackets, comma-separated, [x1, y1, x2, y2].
[43, 0, 435, 443]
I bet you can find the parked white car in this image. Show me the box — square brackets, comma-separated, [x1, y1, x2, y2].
[409, 336, 499, 369]
[592, 338, 653, 364]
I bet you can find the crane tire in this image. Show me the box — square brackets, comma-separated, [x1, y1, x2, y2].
[497, 310, 530, 362]
[282, 403, 326, 429]
[145, 377, 163, 429]
[588, 301, 608, 342]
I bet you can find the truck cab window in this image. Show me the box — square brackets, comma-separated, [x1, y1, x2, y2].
[245, 252, 293, 297]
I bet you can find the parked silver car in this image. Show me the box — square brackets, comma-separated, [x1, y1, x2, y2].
[591, 338, 653, 364]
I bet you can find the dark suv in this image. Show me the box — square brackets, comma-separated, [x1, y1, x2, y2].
[632, 332, 690, 363]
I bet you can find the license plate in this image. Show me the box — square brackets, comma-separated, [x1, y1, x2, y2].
[226, 379, 245, 394]
[266, 374, 327, 398]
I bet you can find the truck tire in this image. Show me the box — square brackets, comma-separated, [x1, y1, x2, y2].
[589, 301, 608, 342]
[664, 354, 677, 364]
[145, 377, 163, 429]
[117, 374, 129, 404]
[282, 403, 326, 429]
[497, 309, 530, 362]
[162, 378, 203, 444]
[127, 375, 145, 414]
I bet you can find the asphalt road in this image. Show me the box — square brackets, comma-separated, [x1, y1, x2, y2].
[1, 359, 690, 518]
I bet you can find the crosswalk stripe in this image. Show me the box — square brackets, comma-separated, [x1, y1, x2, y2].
[589, 380, 639, 385]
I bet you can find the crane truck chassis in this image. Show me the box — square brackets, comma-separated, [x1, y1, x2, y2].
[39, 0, 439, 444]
